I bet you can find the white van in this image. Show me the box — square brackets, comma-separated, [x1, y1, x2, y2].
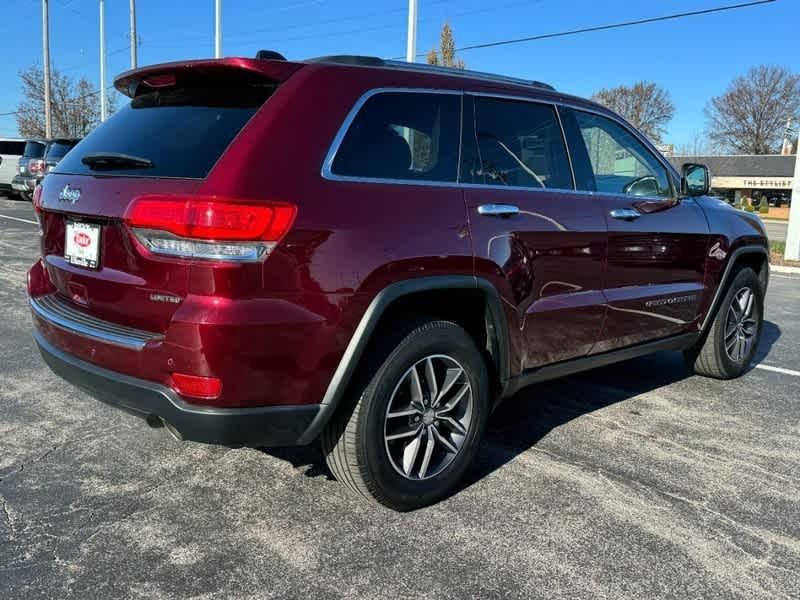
[0, 138, 26, 197]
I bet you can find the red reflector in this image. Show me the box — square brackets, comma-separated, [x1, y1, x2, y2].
[171, 373, 222, 400]
[125, 196, 297, 241]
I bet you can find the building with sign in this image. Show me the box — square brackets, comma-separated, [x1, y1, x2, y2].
[668, 154, 794, 215]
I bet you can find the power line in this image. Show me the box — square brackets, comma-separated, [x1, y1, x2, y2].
[0, 85, 115, 118]
[396, 0, 776, 58]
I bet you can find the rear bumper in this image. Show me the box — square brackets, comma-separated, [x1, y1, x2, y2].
[11, 175, 35, 191]
[34, 329, 322, 447]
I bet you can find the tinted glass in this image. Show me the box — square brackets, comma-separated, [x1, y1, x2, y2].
[331, 92, 460, 182]
[0, 141, 25, 155]
[45, 142, 78, 161]
[23, 141, 46, 158]
[55, 83, 275, 178]
[566, 109, 672, 198]
[463, 97, 572, 190]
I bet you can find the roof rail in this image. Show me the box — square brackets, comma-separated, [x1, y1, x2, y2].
[383, 60, 555, 91]
[306, 55, 384, 67]
[304, 54, 555, 91]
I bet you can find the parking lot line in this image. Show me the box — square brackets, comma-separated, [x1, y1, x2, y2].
[0, 213, 37, 225]
[754, 363, 800, 377]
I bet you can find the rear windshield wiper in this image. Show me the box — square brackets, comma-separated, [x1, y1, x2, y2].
[81, 152, 154, 170]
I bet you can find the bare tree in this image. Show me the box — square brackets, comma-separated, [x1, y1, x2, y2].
[16, 65, 116, 138]
[426, 22, 465, 69]
[592, 82, 675, 143]
[705, 65, 800, 154]
[675, 130, 711, 159]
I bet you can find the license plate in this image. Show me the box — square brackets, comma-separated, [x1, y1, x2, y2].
[65, 221, 101, 269]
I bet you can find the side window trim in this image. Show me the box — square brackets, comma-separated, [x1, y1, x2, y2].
[321, 87, 464, 187]
[321, 86, 680, 197]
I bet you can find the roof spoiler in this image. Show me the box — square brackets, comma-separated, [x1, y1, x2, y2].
[114, 57, 302, 98]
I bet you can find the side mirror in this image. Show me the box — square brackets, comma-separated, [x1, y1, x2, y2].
[681, 163, 710, 196]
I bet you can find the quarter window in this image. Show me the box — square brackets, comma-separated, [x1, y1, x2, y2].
[331, 92, 461, 182]
[565, 109, 672, 198]
[463, 96, 573, 190]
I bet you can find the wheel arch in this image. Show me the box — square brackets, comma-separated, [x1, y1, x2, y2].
[701, 245, 768, 333]
[298, 276, 509, 443]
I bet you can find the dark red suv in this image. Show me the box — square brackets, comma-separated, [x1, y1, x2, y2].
[28, 54, 769, 510]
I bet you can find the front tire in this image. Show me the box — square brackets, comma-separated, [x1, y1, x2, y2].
[685, 267, 764, 379]
[321, 319, 490, 511]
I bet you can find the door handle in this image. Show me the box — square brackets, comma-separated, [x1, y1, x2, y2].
[609, 208, 641, 221]
[477, 204, 520, 217]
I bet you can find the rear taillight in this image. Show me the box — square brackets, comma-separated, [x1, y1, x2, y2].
[124, 195, 296, 262]
[32, 185, 43, 213]
[32, 185, 43, 233]
[28, 159, 46, 175]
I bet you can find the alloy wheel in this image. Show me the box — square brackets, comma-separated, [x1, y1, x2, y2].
[383, 354, 474, 480]
[724, 286, 758, 363]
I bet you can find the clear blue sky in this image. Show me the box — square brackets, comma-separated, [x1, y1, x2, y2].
[1, 0, 798, 148]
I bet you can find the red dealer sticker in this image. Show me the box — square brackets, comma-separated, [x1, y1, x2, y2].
[64, 221, 101, 269]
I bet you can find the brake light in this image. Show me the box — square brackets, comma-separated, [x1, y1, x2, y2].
[124, 195, 296, 262]
[28, 159, 46, 175]
[171, 373, 222, 401]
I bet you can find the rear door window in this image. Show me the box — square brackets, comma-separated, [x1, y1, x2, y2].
[23, 141, 46, 159]
[45, 141, 78, 161]
[462, 96, 573, 190]
[330, 92, 461, 183]
[54, 82, 276, 179]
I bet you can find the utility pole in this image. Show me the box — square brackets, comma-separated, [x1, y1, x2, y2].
[99, 0, 107, 121]
[785, 146, 800, 261]
[781, 118, 794, 156]
[214, 0, 222, 58]
[129, 0, 138, 69]
[42, 0, 52, 138]
[406, 0, 417, 63]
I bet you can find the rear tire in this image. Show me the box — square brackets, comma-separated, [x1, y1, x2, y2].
[321, 319, 490, 511]
[685, 267, 763, 379]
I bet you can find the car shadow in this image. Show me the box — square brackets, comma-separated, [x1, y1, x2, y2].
[751, 319, 781, 365]
[259, 321, 783, 503]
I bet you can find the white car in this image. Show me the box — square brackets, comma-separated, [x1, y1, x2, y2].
[0, 138, 26, 197]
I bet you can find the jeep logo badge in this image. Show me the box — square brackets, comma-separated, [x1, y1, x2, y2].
[58, 185, 81, 204]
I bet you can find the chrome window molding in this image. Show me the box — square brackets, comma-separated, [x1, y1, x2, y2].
[321, 87, 680, 203]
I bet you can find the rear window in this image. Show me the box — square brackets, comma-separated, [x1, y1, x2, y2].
[23, 141, 46, 158]
[0, 140, 25, 155]
[45, 141, 78, 161]
[54, 83, 276, 179]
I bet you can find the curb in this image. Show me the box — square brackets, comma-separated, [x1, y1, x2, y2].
[770, 265, 800, 274]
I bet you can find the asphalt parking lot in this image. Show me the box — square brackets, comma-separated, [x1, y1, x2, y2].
[1, 196, 799, 599]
